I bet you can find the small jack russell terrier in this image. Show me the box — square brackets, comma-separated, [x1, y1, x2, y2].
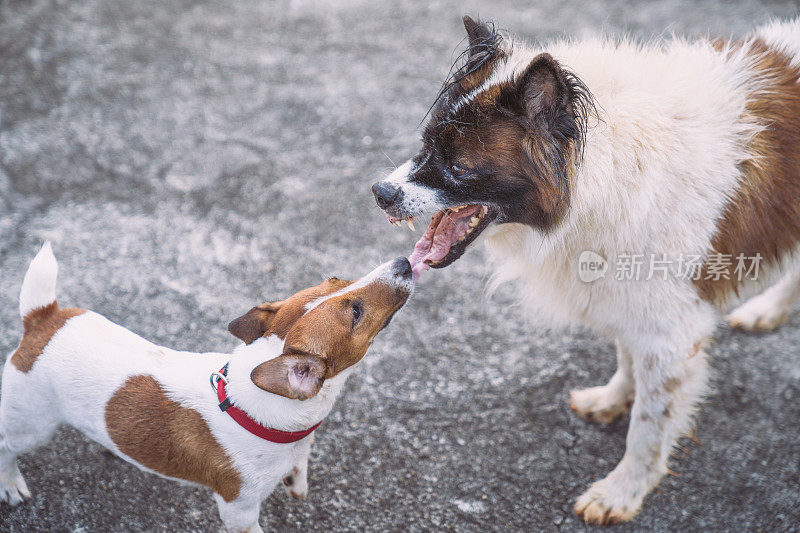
[0, 243, 414, 532]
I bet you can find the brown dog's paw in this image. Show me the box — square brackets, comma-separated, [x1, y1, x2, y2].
[726, 308, 788, 332]
[569, 387, 631, 424]
[574, 476, 642, 526]
[726, 292, 791, 332]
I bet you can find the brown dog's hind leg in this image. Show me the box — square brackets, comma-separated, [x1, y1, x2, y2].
[727, 265, 800, 332]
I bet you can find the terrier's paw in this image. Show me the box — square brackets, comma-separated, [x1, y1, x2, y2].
[726, 298, 789, 332]
[574, 476, 642, 526]
[569, 386, 631, 424]
[0, 472, 31, 506]
[282, 467, 307, 500]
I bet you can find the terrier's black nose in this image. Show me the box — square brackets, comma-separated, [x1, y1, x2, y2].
[372, 181, 401, 209]
[390, 257, 413, 279]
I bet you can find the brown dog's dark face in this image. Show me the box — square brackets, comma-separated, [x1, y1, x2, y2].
[228, 258, 413, 400]
[371, 16, 594, 271]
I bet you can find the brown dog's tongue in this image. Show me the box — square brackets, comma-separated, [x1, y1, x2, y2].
[409, 212, 441, 266]
[409, 213, 441, 281]
[427, 214, 458, 261]
[408, 207, 481, 281]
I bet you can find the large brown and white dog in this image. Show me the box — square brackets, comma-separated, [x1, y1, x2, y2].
[373, 15, 800, 524]
[0, 243, 413, 531]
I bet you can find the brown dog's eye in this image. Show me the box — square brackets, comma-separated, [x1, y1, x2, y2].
[451, 164, 470, 177]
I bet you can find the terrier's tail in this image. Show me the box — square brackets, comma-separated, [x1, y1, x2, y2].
[19, 242, 59, 318]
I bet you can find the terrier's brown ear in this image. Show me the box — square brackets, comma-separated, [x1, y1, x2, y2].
[228, 301, 283, 344]
[250, 349, 328, 400]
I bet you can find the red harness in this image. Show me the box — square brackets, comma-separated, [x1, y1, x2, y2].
[213, 364, 321, 444]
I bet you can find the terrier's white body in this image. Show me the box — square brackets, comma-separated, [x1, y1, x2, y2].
[0, 244, 413, 531]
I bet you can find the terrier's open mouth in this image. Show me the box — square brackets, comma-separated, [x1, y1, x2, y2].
[388, 204, 497, 279]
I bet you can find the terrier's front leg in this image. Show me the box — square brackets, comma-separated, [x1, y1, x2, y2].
[575, 337, 709, 525]
[0, 453, 30, 506]
[283, 434, 314, 500]
[214, 492, 264, 533]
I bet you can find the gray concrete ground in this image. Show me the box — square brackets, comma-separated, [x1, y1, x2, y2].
[1, 0, 798, 531]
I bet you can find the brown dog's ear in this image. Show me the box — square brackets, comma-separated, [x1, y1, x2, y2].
[250, 349, 328, 400]
[463, 15, 494, 58]
[513, 54, 575, 217]
[228, 301, 283, 344]
[517, 53, 568, 122]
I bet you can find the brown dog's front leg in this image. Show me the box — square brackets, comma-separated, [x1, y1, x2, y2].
[575, 336, 708, 525]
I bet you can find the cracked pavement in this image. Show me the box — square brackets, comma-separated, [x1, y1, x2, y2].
[0, 0, 798, 531]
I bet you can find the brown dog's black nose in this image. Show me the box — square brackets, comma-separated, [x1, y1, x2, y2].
[372, 181, 401, 209]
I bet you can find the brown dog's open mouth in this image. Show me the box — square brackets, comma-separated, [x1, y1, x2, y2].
[389, 204, 496, 279]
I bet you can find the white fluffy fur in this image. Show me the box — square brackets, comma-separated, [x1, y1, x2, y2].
[0, 246, 404, 532]
[758, 18, 800, 68]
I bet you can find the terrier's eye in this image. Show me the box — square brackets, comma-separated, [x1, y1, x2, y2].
[351, 301, 363, 327]
[451, 164, 470, 177]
